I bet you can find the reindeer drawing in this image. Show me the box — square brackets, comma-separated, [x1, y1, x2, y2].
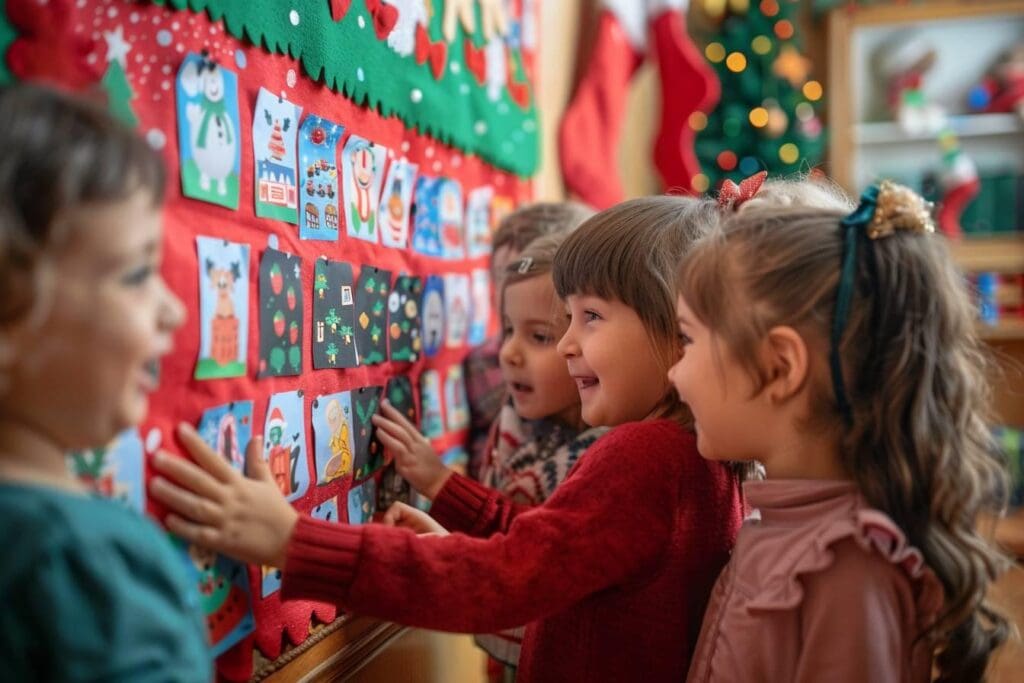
[206, 258, 242, 366]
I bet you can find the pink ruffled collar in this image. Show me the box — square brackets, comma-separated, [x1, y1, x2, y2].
[740, 479, 944, 625]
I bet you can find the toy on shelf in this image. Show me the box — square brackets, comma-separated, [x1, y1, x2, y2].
[873, 33, 981, 238]
[968, 43, 1024, 121]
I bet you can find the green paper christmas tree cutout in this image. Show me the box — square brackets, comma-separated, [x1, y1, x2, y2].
[102, 60, 139, 128]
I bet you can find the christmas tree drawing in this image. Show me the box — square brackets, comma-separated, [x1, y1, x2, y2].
[102, 60, 138, 128]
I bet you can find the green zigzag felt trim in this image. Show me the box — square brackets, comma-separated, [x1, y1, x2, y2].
[150, 0, 540, 176]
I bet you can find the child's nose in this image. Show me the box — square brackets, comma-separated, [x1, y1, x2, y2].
[556, 328, 578, 358]
[159, 278, 187, 331]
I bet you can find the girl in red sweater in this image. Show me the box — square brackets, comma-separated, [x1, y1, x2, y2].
[150, 196, 744, 681]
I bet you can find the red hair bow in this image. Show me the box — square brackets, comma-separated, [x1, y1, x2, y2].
[717, 171, 768, 210]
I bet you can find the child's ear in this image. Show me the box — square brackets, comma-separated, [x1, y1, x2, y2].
[761, 326, 809, 403]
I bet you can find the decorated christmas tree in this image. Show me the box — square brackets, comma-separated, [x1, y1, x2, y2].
[694, 0, 826, 190]
[101, 60, 139, 128]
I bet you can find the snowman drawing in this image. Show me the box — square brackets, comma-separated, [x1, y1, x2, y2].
[181, 54, 236, 197]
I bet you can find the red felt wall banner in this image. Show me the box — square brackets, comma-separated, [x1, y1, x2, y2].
[6, 1, 533, 678]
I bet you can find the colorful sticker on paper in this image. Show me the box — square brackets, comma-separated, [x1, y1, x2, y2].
[421, 275, 445, 358]
[388, 275, 423, 362]
[67, 428, 144, 512]
[352, 386, 384, 481]
[491, 195, 516, 232]
[465, 186, 494, 258]
[175, 537, 255, 656]
[378, 463, 411, 510]
[412, 176, 442, 256]
[312, 259, 358, 369]
[420, 370, 444, 439]
[298, 115, 343, 241]
[379, 158, 418, 249]
[469, 268, 491, 347]
[355, 265, 391, 366]
[441, 446, 470, 476]
[437, 179, 465, 260]
[342, 136, 387, 243]
[258, 247, 303, 377]
[264, 390, 310, 503]
[311, 391, 355, 486]
[176, 52, 241, 209]
[198, 401, 254, 472]
[253, 88, 301, 223]
[444, 365, 470, 432]
[347, 479, 377, 525]
[196, 237, 249, 380]
[444, 273, 471, 349]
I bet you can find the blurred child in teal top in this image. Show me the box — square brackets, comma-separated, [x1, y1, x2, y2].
[0, 84, 211, 681]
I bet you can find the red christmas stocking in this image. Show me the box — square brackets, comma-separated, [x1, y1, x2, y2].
[650, 0, 720, 194]
[937, 147, 981, 239]
[558, 0, 646, 209]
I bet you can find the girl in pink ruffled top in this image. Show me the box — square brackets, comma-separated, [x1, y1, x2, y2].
[670, 179, 1010, 682]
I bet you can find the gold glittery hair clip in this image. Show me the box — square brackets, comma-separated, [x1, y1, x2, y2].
[865, 180, 936, 240]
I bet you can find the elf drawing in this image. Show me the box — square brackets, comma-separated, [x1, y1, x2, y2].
[266, 407, 300, 497]
[348, 140, 379, 238]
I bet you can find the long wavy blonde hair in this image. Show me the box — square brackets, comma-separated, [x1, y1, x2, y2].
[677, 198, 1010, 680]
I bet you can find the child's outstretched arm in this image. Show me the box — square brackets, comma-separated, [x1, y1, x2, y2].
[149, 424, 298, 567]
[372, 400, 452, 498]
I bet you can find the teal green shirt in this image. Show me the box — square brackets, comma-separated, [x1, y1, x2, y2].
[0, 483, 212, 681]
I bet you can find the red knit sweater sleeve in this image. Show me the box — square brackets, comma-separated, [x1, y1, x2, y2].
[281, 420, 686, 633]
[428, 472, 532, 536]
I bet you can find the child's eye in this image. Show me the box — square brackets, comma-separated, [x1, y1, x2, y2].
[531, 332, 553, 344]
[122, 265, 154, 286]
[678, 332, 693, 346]
[502, 325, 514, 339]
[583, 310, 601, 323]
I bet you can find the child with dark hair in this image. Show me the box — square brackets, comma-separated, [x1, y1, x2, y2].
[0, 84, 210, 680]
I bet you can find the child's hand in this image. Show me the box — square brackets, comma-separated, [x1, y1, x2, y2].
[149, 423, 299, 568]
[380, 502, 450, 536]
[371, 400, 452, 499]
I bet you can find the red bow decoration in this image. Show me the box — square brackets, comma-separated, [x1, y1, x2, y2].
[365, 0, 398, 40]
[415, 24, 448, 80]
[717, 171, 767, 210]
[464, 42, 487, 85]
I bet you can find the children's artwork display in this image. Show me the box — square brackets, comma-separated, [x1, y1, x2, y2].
[469, 268, 491, 347]
[311, 391, 355, 486]
[195, 237, 250, 379]
[6, 0, 538, 673]
[176, 52, 241, 209]
[421, 275, 446, 358]
[444, 273, 471, 349]
[263, 391, 310, 503]
[388, 276, 423, 362]
[298, 115, 343, 241]
[444, 365, 470, 432]
[312, 259, 358, 369]
[379, 158, 418, 249]
[253, 88, 301, 223]
[342, 135, 387, 243]
[465, 185, 494, 258]
[354, 265, 391, 366]
[67, 428, 145, 512]
[347, 478, 377, 525]
[198, 401, 254, 472]
[351, 386, 384, 481]
[420, 370, 445, 439]
[258, 247, 303, 377]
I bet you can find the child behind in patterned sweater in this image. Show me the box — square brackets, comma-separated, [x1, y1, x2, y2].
[375, 230, 609, 674]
